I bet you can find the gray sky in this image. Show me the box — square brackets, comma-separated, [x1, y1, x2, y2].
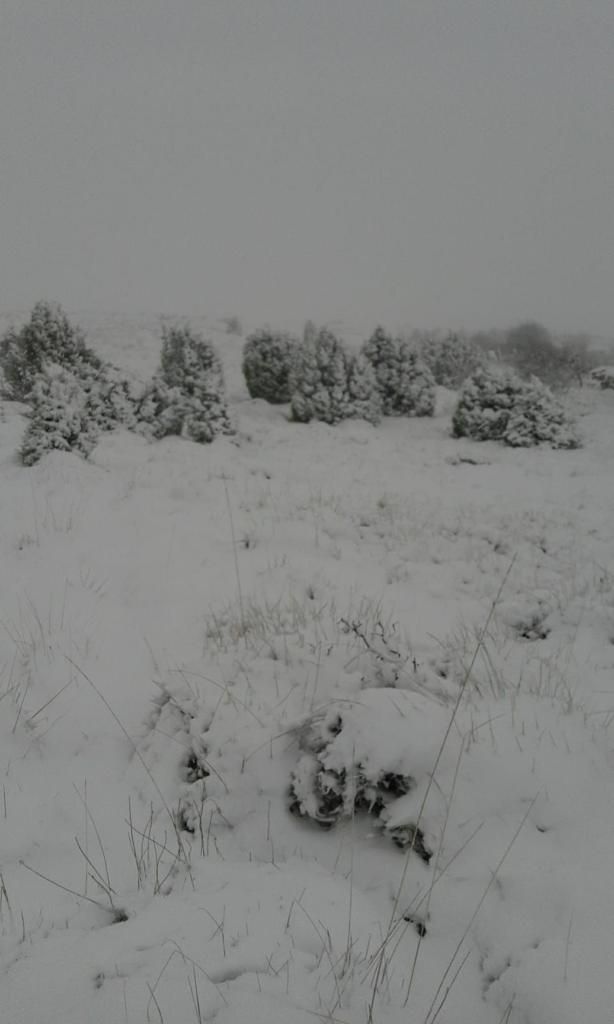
[1, 1, 613, 335]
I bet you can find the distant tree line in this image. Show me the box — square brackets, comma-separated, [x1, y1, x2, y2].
[457, 322, 613, 387]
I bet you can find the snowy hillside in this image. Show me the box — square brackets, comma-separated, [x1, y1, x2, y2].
[1, 314, 613, 1024]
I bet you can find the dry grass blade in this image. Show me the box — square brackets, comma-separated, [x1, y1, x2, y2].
[222, 474, 245, 638]
[72, 782, 113, 896]
[423, 792, 538, 1024]
[65, 656, 190, 868]
[27, 678, 74, 723]
[367, 555, 517, 1024]
[19, 860, 112, 912]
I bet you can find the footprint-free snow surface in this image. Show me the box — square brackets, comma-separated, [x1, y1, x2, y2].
[1, 313, 614, 1024]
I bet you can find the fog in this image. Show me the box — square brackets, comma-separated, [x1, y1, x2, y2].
[1, 0, 613, 335]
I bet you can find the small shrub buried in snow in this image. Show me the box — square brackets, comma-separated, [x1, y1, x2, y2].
[0, 301, 101, 401]
[361, 327, 435, 417]
[287, 693, 445, 860]
[140, 682, 212, 837]
[290, 328, 381, 425]
[135, 323, 233, 443]
[499, 597, 552, 641]
[452, 367, 580, 448]
[241, 329, 296, 403]
[588, 366, 614, 390]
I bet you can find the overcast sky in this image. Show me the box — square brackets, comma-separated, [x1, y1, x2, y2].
[1, 1, 613, 335]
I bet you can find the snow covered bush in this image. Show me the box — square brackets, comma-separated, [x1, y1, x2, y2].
[134, 376, 225, 444]
[416, 331, 483, 388]
[290, 328, 381, 425]
[361, 327, 435, 416]
[15, 318, 237, 464]
[395, 340, 436, 416]
[20, 366, 100, 465]
[133, 378, 182, 440]
[589, 366, 614, 389]
[452, 367, 519, 442]
[452, 367, 580, 448]
[360, 327, 399, 415]
[241, 328, 296, 403]
[503, 378, 580, 449]
[346, 351, 382, 424]
[79, 362, 140, 433]
[18, 359, 142, 465]
[140, 681, 212, 838]
[136, 323, 233, 443]
[0, 301, 101, 401]
[288, 692, 445, 859]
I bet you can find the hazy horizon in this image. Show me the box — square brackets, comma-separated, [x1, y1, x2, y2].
[1, 1, 613, 336]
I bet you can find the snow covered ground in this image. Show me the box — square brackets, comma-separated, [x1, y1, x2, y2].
[1, 313, 614, 1023]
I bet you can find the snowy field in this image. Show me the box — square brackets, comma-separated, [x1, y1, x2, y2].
[1, 313, 614, 1023]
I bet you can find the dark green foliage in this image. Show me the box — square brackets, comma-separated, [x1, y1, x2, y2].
[346, 352, 382, 425]
[452, 367, 519, 441]
[290, 328, 380, 425]
[135, 323, 233, 444]
[395, 341, 436, 416]
[19, 361, 143, 466]
[503, 379, 580, 448]
[159, 324, 222, 392]
[361, 327, 436, 417]
[501, 321, 577, 387]
[242, 329, 296, 403]
[453, 367, 580, 448]
[20, 367, 100, 465]
[79, 362, 140, 433]
[0, 302, 101, 401]
[417, 332, 483, 388]
[133, 378, 185, 440]
[289, 328, 350, 424]
[361, 327, 400, 415]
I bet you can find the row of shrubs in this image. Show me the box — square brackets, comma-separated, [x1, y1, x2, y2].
[242, 325, 483, 411]
[0, 304, 580, 465]
[243, 325, 437, 423]
[243, 325, 579, 447]
[0, 303, 234, 464]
